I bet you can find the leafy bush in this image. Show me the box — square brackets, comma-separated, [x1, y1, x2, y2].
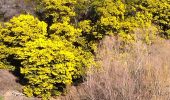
[0, 14, 94, 99]
[128, 0, 170, 38]
[0, 24, 14, 69]
[35, 0, 77, 22]
[0, 0, 170, 99]
[77, 0, 154, 46]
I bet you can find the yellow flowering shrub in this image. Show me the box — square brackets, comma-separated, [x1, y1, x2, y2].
[16, 38, 93, 99]
[0, 0, 170, 99]
[1, 14, 94, 99]
[128, 0, 170, 38]
[50, 22, 82, 42]
[0, 43, 11, 69]
[0, 24, 14, 69]
[77, 0, 150, 46]
[35, 0, 77, 22]
[1, 14, 47, 47]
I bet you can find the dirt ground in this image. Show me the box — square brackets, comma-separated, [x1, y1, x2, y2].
[0, 69, 40, 100]
[0, 69, 85, 100]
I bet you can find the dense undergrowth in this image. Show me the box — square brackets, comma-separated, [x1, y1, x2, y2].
[0, 0, 170, 99]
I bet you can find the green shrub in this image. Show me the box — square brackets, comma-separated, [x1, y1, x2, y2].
[128, 0, 170, 38]
[0, 24, 14, 70]
[77, 0, 153, 45]
[0, 0, 169, 99]
[1, 14, 94, 99]
[35, 0, 77, 22]
[1, 14, 47, 47]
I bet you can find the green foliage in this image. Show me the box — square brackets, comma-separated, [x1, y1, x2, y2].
[1, 14, 47, 47]
[17, 38, 93, 99]
[1, 14, 94, 99]
[0, 24, 6, 69]
[0, 96, 3, 100]
[148, 0, 170, 38]
[0, 0, 170, 99]
[75, 0, 92, 21]
[0, 43, 12, 69]
[77, 0, 154, 44]
[0, 24, 14, 70]
[50, 22, 82, 42]
[166, 29, 170, 37]
[35, 0, 77, 22]
[91, 0, 126, 37]
[128, 0, 170, 38]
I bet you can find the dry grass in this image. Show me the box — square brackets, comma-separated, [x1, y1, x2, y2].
[80, 35, 170, 100]
[58, 28, 170, 100]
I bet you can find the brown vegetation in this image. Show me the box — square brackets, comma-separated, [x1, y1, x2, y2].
[82, 36, 170, 100]
[59, 33, 170, 100]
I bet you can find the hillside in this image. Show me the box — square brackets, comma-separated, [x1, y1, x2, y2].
[0, 0, 170, 100]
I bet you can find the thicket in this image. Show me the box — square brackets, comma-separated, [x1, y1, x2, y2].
[0, 0, 169, 99]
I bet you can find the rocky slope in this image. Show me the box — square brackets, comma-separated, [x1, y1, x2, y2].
[0, 0, 35, 21]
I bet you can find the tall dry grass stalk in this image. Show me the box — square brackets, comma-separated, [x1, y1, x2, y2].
[58, 28, 170, 100]
[81, 35, 170, 100]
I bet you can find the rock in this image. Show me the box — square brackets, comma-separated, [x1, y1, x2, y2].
[0, 0, 35, 21]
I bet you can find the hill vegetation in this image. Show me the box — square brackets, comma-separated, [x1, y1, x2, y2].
[0, 0, 170, 99]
